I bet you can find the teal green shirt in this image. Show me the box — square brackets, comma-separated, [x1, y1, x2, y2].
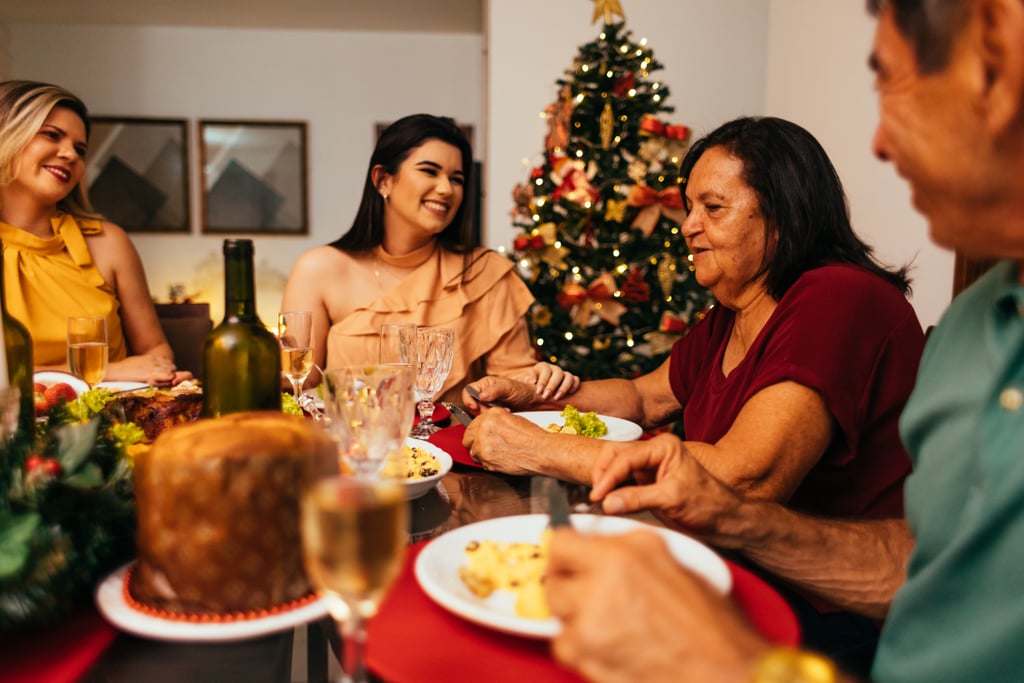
[873, 260, 1024, 682]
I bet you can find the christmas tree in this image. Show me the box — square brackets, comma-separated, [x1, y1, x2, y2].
[511, 1, 713, 380]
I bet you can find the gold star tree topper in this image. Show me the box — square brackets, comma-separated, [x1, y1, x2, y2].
[591, 0, 625, 25]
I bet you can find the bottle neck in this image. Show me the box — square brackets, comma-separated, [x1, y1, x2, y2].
[222, 245, 258, 322]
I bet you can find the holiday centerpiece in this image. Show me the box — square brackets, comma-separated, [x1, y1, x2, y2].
[0, 385, 145, 628]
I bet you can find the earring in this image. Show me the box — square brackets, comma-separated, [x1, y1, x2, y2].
[380, 192, 389, 202]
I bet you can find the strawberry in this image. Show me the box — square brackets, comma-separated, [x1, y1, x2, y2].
[43, 382, 78, 406]
[34, 382, 47, 394]
[25, 454, 61, 478]
[34, 391, 51, 417]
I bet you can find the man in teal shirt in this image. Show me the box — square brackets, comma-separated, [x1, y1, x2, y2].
[540, 1, 1024, 681]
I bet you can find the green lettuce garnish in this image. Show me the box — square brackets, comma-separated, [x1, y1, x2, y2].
[282, 392, 303, 416]
[65, 388, 115, 422]
[561, 405, 608, 438]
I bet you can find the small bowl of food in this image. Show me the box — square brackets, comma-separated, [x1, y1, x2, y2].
[382, 438, 453, 499]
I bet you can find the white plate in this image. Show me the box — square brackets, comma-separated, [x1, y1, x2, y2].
[98, 381, 151, 392]
[414, 514, 731, 639]
[399, 438, 453, 500]
[33, 371, 89, 396]
[95, 562, 330, 642]
[514, 410, 643, 441]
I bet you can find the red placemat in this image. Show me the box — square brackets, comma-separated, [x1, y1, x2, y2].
[0, 609, 118, 683]
[425, 424, 479, 468]
[366, 541, 799, 683]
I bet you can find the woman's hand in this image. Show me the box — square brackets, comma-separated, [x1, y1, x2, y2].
[105, 351, 192, 386]
[546, 528, 768, 683]
[523, 362, 580, 401]
[462, 376, 544, 413]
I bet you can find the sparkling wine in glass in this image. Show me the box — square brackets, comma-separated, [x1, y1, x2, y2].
[322, 364, 416, 479]
[67, 316, 108, 388]
[408, 326, 454, 439]
[301, 476, 407, 683]
[279, 311, 314, 398]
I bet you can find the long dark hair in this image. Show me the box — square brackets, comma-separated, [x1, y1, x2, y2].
[680, 116, 911, 299]
[329, 114, 474, 253]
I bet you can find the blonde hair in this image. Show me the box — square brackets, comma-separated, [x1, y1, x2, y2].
[0, 80, 101, 219]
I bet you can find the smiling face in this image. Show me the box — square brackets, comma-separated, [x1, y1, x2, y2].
[681, 145, 772, 308]
[5, 105, 87, 208]
[376, 138, 465, 250]
[868, 4, 1016, 259]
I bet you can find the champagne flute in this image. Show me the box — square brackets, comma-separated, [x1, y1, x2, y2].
[322, 364, 416, 479]
[67, 316, 108, 388]
[301, 475, 407, 683]
[279, 311, 313, 399]
[408, 326, 454, 439]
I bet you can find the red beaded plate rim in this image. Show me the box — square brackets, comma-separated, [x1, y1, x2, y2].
[121, 564, 319, 623]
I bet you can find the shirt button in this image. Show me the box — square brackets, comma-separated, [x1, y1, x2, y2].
[1000, 387, 1023, 412]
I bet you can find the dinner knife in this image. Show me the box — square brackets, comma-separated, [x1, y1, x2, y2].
[532, 476, 572, 528]
[441, 401, 474, 427]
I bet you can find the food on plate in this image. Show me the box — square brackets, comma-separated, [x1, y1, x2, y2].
[381, 443, 442, 480]
[131, 411, 338, 614]
[458, 530, 552, 620]
[33, 381, 80, 416]
[544, 405, 608, 438]
[117, 381, 203, 441]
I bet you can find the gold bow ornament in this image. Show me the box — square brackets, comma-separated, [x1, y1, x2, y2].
[626, 183, 688, 236]
[559, 273, 629, 327]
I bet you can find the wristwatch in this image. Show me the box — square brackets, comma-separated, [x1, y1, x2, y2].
[751, 648, 838, 683]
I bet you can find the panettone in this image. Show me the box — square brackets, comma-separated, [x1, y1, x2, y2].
[130, 411, 339, 614]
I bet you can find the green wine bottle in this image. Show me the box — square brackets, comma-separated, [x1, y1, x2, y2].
[0, 240, 35, 438]
[201, 239, 281, 418]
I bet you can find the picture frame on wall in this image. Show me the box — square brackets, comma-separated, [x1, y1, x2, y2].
[86, 117, 190, 233]
[199, 120, 309, 235]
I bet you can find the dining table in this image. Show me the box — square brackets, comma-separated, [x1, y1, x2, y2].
[0, 419, 801, 683]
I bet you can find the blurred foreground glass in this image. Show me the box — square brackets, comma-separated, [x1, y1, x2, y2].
[301, 476, 407, 683]
[408, 326, 454, 439]
[279, 311, 314, 398]
[321, 365, 416, 478]
[67, 316, 108, 388]
[378, 322, 417, 366]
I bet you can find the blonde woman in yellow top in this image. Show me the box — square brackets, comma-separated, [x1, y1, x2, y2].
[0, 80, 190, 385]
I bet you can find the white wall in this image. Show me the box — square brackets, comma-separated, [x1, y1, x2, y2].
[764, 0, 953, 327]
[5, 23, 484, 322]
[485, 0, 769, 253]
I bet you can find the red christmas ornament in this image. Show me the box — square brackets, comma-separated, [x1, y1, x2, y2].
[621, 269, 651, 304]
[513, 234, 531, 251]
[613, 72, 636, 97]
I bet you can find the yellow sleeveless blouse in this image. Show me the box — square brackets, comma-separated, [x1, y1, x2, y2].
[0, 213, 127, 366]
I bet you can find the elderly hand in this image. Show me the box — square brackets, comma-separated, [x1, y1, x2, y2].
[589, 434, 747, 546]
[462, 409, 544, 475]
[462, 376, 544, 413]
[546, 528, 767, 683]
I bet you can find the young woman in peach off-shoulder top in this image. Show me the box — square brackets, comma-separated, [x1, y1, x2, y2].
[281, 114, 577, 404]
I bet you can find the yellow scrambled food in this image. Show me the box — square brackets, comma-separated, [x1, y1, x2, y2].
[381, 443, 442, 479]
[458, 530, 552, 620]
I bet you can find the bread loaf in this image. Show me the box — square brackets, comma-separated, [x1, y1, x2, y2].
[131, 411, 338, 614]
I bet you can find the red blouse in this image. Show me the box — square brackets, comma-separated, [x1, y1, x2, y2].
[669, 264, 924, 519]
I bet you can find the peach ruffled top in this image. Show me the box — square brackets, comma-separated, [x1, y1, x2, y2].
[326, 245, 537, 402]
[1, 212, 126, 366]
